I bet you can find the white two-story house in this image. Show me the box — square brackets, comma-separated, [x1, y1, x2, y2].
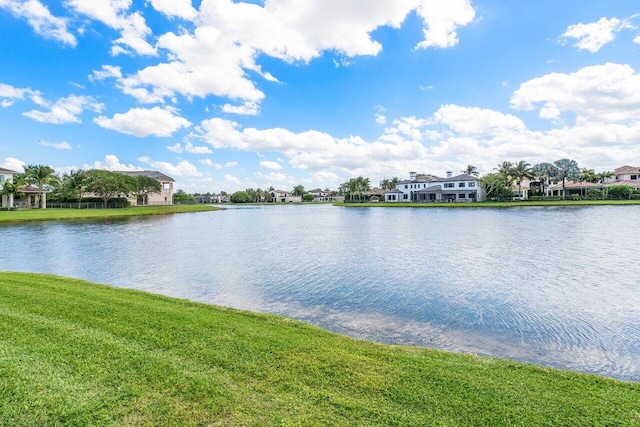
[0, 167, 16, 208]
[385, 171, 485, 203]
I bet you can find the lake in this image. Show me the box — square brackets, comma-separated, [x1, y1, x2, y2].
[1, 204, 639, 381]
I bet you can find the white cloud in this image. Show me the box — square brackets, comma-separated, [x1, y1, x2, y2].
[561, 17, 632, 53]
[138, 156, 202, 176]
[166, 142, 213, 154]
[87, 154, 141, 171]
[39, 140, 72, 149]
[224, 161, 237, 168]
[0, 0, 77, 46]
[254, 171, 290, 183]
[0, 157, 25, 172]
[260, 160, 283, 170]
[415, 0, 476, 49]
[148, 0, 197, 21]
[116, 0, 476, 106]
[221, 101, 260, 116]
[23, 95, 104, 124]
[94, 106, 191, 137]
[89, 65, 123, 81]
[0, 83, 41, 106]
[375, 105, 387, 125]
[199, 158, 213, 166]
[64, 0, 156, 56]
[511, 63, 640, 123]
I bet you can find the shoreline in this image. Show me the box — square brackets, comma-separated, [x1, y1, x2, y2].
[334, 200, 640, 208]
[1, 272, 638, 424]
[0, 205, 219, 224]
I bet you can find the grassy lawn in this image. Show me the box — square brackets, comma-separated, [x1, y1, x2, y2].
[0, 205, 219, 223]
[1, 273, 638, 426]
[336, 200, 640, 208]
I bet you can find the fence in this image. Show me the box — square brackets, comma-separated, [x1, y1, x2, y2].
[46, 202, 128, 209]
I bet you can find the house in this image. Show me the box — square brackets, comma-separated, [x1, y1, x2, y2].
[195, 194, 228, 204]
[115, 170, 174, 205]
[605, 165, 640, 189]
[385, 171, 485, 203]
[0, 167, 51, 208]
[0, 167, 16, 208]
[269, 190, 302, 203]
[308, 188, 343, 202]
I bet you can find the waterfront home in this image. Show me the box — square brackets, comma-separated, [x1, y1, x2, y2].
[195, 194, 228, 204]
[0, 167, 16, 208]
[0, 167, 51, 208]
[308, 188, 344, 202]
[270, 190, 302, 203]
[605, 165, 640, 187]
[385, 171, 485, 202]
[115, 170, 174, 205]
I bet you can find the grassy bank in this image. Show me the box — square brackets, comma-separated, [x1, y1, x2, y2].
[0, 205, 219, 223]
[336, 200, 640, 208]
[1, 273, 638, 426]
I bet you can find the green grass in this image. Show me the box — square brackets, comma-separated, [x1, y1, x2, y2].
[0, 205, 219, 223]
[336, 200, 640, 208]
[1, 273, 638, 426]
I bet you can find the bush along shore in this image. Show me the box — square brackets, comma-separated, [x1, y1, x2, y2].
[1, 273, 639, 426]
[335, 199, 640, 208]
[0, 205, 219, 224]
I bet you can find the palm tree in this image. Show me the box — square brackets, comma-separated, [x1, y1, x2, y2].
[532, 163, 556, 198]
[596, 171, 613, 184]
[462, 164, 479, 176]
[380, 179, 392, 190]
[552, 159, 580, 200]
[23, 164, 58, 208]
[511, 161, 534, 200]
[63, 169, 88, 207]
[496, 162, 515, 186]
[577, 168, 598, 197]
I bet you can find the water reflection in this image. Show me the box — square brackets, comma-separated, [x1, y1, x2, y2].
[1, 205, 639, 381]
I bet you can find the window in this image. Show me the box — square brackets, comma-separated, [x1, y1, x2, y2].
[632, 175, 637, 180]
[405, 185, 408, 189]
[444, 183, 454, 188]
[0, 175, 4, 183]
[163, 182, 171, 190]
[458, 182, 465, 187]
[403, 194, 408, 200]
[459, 194, 465, 198]
[468, 182, 476, 187]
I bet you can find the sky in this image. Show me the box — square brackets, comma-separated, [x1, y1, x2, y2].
[1, 0, 640, 193]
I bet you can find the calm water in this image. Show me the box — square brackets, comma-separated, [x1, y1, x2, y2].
[1, 204, 639, 381]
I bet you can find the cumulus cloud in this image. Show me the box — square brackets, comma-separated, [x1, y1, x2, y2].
[168, 142, 213, 154]
[259, 160, 284, 170]
[89, 65, 123, 81]
[415, 0, 475, 49]
[94, 106, 191, 137]
[148, 0, 197, 21]
[511, 63, 640, 123]
[64, 0, 156, 55]
[561, 17, 632, 53]
[24, 95, 104, 124]
[87, 154, 141, 171]
[0, 83, 42, 107]
[0, 0, 77, 46]
[138, 156, 202, 176]
[39, 140, 72, 149]
[117, 0, 477, 105]
[0, 157, 26, 172]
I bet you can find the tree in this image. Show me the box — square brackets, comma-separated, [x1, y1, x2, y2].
[132, 175, 162, 205]
[380, 177, 400, 190]
[23, 164, 58, 208]
[462, 164, 479, 176]
[511, 161, 535, 199]
[302, 193, 314, 202]
[532, 163, 556, 197]
[552, 159, 580, 199]
[292, 185, 306, 197]
[481, 173, 513, 200]
[230, 190, 252, 203]
[173, 189, 196, 203]
[596, 171, 613, 184]
[86, 170, 136, 207]
[607, 185, 634, 199]
[577, 168, 598, 197]
[63, 169, 88, 207]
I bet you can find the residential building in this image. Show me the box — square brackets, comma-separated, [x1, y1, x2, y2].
[605, 165, 640, 188]
[269, 190, 302, 203]
[308, 188, 343, 202]
[548, 165, 640, 197]
[385, 171, 485, 202]
[0, 167, 16, 208]
[0, 167, 51, 208]
[115, 170, 174, 205]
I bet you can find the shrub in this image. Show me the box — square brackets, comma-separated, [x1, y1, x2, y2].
[230, 191, 252, 203]
[607, 185, 634, 198]
[302, 194, 315, 202]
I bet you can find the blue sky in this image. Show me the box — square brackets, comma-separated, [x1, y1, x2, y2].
[1, 0, 640, 192]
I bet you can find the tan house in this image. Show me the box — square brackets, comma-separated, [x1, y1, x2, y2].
[604, 165, 640, 189]
[115, 170, 175, 205]
[269, 190, 302, 203]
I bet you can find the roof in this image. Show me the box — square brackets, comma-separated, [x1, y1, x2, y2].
[549, 181, 604, 190]
[613, 165, 640, 175]
[18, 185, 50, 193]
[417, 185, 442, 193]
[0, 167, 18, 174]
[607, 180, 640, 189]
[433, 173, 481, 183]
[115, 170, 175, 182]
[385, 189, 404, 194]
